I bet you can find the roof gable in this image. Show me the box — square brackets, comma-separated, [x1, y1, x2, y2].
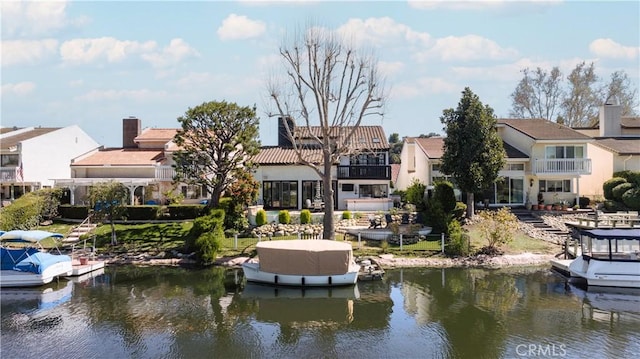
[0, 127, 60, 150]
[499, 118, 591, 140]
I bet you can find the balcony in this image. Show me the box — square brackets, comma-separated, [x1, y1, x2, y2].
[533, 158, 592, 175]
[0, 167, 19, 182]
[155, 166, 176, 180]
[337, 165, 391, 180]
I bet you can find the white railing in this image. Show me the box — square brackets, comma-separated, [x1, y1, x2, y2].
[155, 166, 176, 180]
[533, 158, 592, 175]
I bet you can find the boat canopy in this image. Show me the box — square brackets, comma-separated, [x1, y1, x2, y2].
[256, 240, 354, 276]
[580, 229, 640, 240]
[0, 230, 64, 243]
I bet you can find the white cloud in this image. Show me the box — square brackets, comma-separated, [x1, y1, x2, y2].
[69, 79, 84, 87]
[60, 37, 157, 65]
[416, 34, 518, 62]
[217, 14, 266, 41]
[589, 38, 639, 60]
[1, 39, 58, 66]
[141, 38, 200, 68]
[378, 61, 405, 78]
[75, 89, 168, 102]
[1, 82, 36, 96]
[336, 17, 430, 47]
[1, 0, 86, 38]
[408, 0, 562, 11]
[391, 77, 458, 99]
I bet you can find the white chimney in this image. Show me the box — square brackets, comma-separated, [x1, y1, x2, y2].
[599, 103, 622, 137]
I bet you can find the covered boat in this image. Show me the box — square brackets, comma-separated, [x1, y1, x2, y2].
[1, 230, 73, 287]
[242, 240, 360, 287]
[568, 228, 640, 288]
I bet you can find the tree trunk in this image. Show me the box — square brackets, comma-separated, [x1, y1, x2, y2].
[110, 220, 117, 246]
[322, 153, 335, 240]
[466, 192, 475, 218]
[208, 186, 224, 209]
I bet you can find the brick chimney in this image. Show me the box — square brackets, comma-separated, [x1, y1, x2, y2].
[122, 117, 141, 148]
[599, 103, 622, 137]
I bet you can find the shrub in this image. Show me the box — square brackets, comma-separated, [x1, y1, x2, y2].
[603, 177, 627, 200]
[477, 207, 518, 250]
[603, 200, 626, 212]
[621, 187, 640, 210]
[278, 210, 291, 224]
[58, 205, 90, 220]
[342, 210, 352, 220]
[217, 197, 248, 233]
[424, 198, 450, 235]
[579, 196, 590, 209]
[453, 202, 467, 220]
[405, 179, 426, 210]
[300, 209, 311, 224]
[195, 232, 222, 266]
[612, 182, 636, 201]
[445, 220, 470, 256]
[186, 209, 225, 259]
[167, 205, 205, 219]
[613, 170, 640, 185]
[255, 209, 267, 226]
[125, 205, 160, 220]
[433, 181, 456, 213]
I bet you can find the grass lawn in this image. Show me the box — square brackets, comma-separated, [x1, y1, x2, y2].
[37, 219, 560, 258]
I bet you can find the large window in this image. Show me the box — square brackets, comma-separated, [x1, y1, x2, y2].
[539, 179, 571, 192]
[1, 154, 19, 166]
[545, 146, 584, 159]
[357, 184, 388, 198]
[263, 181, 298, 209]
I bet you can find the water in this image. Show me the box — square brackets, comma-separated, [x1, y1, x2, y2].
[2, 265, 639, 359]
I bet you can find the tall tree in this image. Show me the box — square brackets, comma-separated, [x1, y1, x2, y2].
[561, 61, 600, 127]
[602, 70, 639, 117]
[440, 88, 506, 218]
[388, 133, 402, 164]
[173, 101, 260, 209]
[268, 25, 386, 240]
[88, 181, 128, 245]
[509, 67, 563, 121]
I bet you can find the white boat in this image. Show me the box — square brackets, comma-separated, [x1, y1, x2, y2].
[0, 230, 73, 287]
[1, 280, 73, 312]
[568, 228, 640, 288]
[242, 239, 360, 287]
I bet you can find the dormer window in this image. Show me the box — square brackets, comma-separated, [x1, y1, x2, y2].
[372, 138, 380, 143]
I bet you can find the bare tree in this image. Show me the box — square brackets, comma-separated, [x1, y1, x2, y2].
[509, 67, 563, 121]
[268, 25, 386, 240]
[561, 61, 600, 127]
[602, 70, 639, 117]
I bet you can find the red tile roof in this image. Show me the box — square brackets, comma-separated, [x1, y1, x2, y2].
[294, 125, 389, 150]
[135, 128, 177, 142]
[254, 147, 324, 165]
[413, 137, 444, 158]
[72, 148, 165, 166]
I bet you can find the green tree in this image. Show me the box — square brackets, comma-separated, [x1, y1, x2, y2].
[88, 181, 128, 245]
[562, 61, 600, 127]
[268, 24, 387, 240]
[173, 101, 260, 209]
[603, 70, 639, 117]
[440, 88, 506, 218]
[388, 133, 403, 164]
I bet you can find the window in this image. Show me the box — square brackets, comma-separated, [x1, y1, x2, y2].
[264, 181, 298, 209]
[1, 154, 19, 166]
[431, 163, 441, 172]
[504, 163, 524, 171]
[545, 146, 584, 159]
[350, 152, 386, 166]
[539, 179, 571, 192]
[358, 184, 388, 198]
[341, 183, 354, 191]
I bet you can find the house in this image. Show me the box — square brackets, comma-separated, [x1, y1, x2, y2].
[252, 117, 392, 211]
[396, 103, 639, 208]
[0, 125, 100, 203]
[54, 118, 195, 206]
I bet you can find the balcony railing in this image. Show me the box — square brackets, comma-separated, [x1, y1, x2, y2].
[0, 167, 19, 182]
[337, 165, 391, 180]
[533, 158, 592, 175]
[155, 166, 176, 180]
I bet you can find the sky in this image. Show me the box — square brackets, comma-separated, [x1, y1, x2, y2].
[2, 0, 639, 148]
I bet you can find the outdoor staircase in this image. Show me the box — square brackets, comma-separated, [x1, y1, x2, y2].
[511, 208, 570, 237]
[62, 217, 98, 245]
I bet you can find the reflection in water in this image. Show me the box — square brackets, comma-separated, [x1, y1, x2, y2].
[1, 265, 639, 358]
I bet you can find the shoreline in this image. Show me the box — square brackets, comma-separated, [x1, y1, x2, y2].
[101, 251, 561, 269]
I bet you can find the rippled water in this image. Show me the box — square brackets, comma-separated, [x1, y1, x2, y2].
[1, 265, 639, 359]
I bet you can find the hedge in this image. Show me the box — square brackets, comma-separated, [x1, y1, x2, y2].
[167, 205, 205, 219]
[58, 205, 89, 219]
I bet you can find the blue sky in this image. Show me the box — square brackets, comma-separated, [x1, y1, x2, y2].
[2, 0, 639, 148]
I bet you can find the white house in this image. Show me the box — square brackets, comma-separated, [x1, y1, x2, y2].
[0, 125, 100, 202]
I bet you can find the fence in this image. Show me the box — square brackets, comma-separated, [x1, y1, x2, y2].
[219, 231, 447, 255]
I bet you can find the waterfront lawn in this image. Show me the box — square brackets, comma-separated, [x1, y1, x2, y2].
[465, 224, 559, 255]
[92, 222, 193, 254]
